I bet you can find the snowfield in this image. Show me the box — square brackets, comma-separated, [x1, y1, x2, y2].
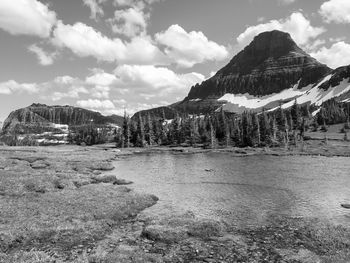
[218, 74, 350, 112]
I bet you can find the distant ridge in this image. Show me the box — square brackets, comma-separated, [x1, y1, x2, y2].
[1, 103, 123, 135]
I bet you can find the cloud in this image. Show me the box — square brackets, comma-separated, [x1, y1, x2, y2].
[77, 99, 116, 109]
[0, 0, 56, 38]
[113, 0, 161, 10]
[319, 0, 350, 24]
[52, 86, 89, 101]
[52, 21, 167, 65]
[236, 12, 325, 49]
[54, 76, 76, 85]
[28, 44, 57, 66]
[0, 80, 39, 95]
[155, 24, 229, 68]
[85, 71, 118, 86]
[114, 64, 205, 92]
[311, 41, 350, 69]
[83, 0, 104, 20]
[277, 0, 296, 5]
[109, 7, 148, 37]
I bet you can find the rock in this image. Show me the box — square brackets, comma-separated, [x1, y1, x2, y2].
[91, 175, 133, 185]
[91, 175, 117, 184]
[142, 225, 188, 243]
[205, 169, 213, 172]
[187, 220, 225, 239]
[30, 160, 49, 169]
[235, 149, 248, 155]
[114, 179, 133, 185]
[276, 248, 321, 263]
[341, 204, 350, 209]
[88, 162, 114, 171]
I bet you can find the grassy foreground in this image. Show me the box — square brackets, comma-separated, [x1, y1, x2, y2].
[0, 144, 349, 262]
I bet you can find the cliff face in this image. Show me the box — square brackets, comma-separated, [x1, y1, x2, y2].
[186, 31, 331, 100]
[2, 104, 123, 134]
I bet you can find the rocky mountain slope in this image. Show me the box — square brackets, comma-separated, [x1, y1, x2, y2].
[1, 103, 123, 135]
[135, 30, 350, 118]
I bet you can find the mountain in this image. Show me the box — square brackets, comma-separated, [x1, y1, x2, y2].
[1, 103, 123, 135]
[134, 30, 350, 118]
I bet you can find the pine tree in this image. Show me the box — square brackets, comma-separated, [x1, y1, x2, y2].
[252, 114, 261, 146]
[270, 115, 278, 145]
[137, 114, 146, 147]
[259, 110, 270, 144]
[122, 111, 130, 148]
[145, 114, 155, 146]
[291, 99, 300, 129]
[210, 118, 216, 149]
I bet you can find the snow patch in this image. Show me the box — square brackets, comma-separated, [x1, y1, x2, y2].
[312, 109, 321, 117]
[218, 84, 308, 109]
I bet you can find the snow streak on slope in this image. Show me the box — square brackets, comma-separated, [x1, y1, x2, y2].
[277, 75, 350, 110]
[218, 82, 309, 110]
[218, 74, 350, 113]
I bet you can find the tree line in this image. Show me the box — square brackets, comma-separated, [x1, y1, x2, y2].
[115, 100, 338, 149]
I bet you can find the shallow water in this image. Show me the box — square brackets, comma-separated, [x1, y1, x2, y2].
[111, 153, 350, 228]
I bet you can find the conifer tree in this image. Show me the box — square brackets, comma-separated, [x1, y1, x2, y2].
[145, 114, 155, 146]
[291, 99, 300, 129]
[137, 114, 146, 147]
[122, 111, 130, 148]
[210, 118, 216, 148]
[270, 115, 278, 144]
[252, 114, 261, 146]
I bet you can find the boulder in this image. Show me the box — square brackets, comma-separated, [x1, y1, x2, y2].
[142, 225, 188, 243]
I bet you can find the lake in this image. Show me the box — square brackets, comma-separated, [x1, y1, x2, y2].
[112, 152, 350, 228]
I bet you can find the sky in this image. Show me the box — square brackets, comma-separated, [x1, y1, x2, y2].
[1, 0, 350, 121]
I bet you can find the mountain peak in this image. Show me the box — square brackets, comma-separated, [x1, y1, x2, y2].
[247, 30, 301, 56]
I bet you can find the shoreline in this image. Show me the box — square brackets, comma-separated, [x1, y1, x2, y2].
[109, 137, 350, 158]
[0, 145, 350, 262]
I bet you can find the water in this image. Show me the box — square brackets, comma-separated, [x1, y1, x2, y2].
[111, 152, 350, 228]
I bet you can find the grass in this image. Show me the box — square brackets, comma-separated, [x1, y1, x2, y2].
[0, 145, 157, 262]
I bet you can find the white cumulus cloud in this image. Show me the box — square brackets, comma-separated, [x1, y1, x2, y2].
[83, 0, 104, 20]
[77, 99, 116, 109]
[277, 0, 296, 5]
[109, 7, 148, 37]
[0, 80, 39, 95]
[28, 44, 57, 66]
[0, 0, 56, 38]
[155, 24, 229, 68]
[85, 71, 118, 86]
[114, 64, 205, 92]
[319, 0, 350, 24]
[311, 41, 350, 69]
[236, 12, 325, 48]
[52, 21, 167, 65]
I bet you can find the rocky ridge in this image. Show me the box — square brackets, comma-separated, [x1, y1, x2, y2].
[1, 103, 123, 135]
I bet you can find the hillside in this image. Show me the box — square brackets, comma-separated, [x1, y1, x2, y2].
[1, 103, 123, 135]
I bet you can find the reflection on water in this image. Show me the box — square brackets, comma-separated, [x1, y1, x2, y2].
[111, 153, 350, 228]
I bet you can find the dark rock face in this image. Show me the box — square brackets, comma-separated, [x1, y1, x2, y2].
[186, 31, 331, 100]
[319, 65, 350, 90]
[2, 103, 123, 134]
[131, 105, 183, 120]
